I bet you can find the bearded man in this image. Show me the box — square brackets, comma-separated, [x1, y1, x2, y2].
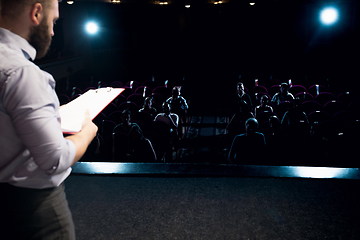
[0, 1, 98, 239]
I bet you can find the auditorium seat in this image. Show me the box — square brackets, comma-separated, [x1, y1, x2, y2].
[107, 111, 123, 124]
[93, 112, 106, 125]
[268, 79, 282, 87]
[101, 102, 118, 117]
[308, 111, 331, 124]
[268, 85, 281, 97]
[336, 92, 355, 106]
[83, 87, 96, 93]
[315, 92, 336, 106]
[109, 81, 124, 88]
[70, 93, 82, 100]
[140, 80, 158, 92]
[301, 100, 322, 115]
[295, 92, 314, 102]
[150, 93, 166, 107]
[117, 101, 138, 113]
[120, 86, 132, 99]
[125, 80, 140, 91]
[114, 94, 126, 107]
[256, 111, 276, 125]
[152, 86, 171, 98]
[322, 100, 346, 117]
[289, 85, 307, 96]
[58, 94, 70, 105]
[97, 120, 117, 139]
[250, 85, 268, 95]
[308, 84, 326, 97]
[127, 93, 145, 107]
[135, 86, 151, 98]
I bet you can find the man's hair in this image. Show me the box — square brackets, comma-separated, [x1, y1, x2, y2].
[0, 0, 59, 19]
[245, 118, 259, 129]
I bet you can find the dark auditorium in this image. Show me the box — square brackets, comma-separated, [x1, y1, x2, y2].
[2, 0, 360, 239]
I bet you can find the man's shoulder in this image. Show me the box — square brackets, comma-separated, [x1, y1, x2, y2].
[0, 43, 35, 74]
[235, 133, 246, 138]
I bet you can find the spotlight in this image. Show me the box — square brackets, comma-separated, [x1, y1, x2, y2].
[85, 22, 99, 35]
[320, 7, 339, 26]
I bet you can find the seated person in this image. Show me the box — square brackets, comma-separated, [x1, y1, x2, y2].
[154, 102, 179, 160]
[114, 110, 157, 161]
[254, 95, 273, 118]
[139, 96, 157, 118]
[226, 100, 254, 138]
[235, 82, 253, 111]
[227, 118, 266, 164]
[281, 98, 309, 137]
[154, 102, 179, 136]
[165, 86, 188, 122]
[271, 82, 295, 105]
[268, 115, 282, 135]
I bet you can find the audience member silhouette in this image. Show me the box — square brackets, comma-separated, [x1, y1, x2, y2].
[154, 102, 179, 138]
[113, 110, 157, 161]
[226, 100, 255, 139]
[139, 96, 157, 118]
[227, 118, 266, 164]
[165, 86, 188, 122]
[271, 82, 295, 105]
[234, 82, 253, 112]
[281, 98, 309, 137]
[254, 95, 273, 118]
[154, 102, 180, 160]
[268, 115, 282, 135]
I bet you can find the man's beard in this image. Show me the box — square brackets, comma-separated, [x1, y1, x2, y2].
[29, 19, 52, 59]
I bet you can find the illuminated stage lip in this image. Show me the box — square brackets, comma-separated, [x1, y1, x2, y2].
[72, 162, 360, 180]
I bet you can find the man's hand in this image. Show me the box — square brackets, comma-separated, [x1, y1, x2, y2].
[65, 109, 98, 165]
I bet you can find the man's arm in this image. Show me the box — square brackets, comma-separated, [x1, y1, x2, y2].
[65, 110, 98, 166]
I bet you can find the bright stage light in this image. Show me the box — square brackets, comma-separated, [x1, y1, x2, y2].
[320, 7, 339, 26]
[85, 22, 99, 35]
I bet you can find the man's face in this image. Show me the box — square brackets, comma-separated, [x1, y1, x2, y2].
[29, 0, 59, 59]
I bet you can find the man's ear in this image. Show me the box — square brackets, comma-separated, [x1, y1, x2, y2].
[30, 3, 44, 26]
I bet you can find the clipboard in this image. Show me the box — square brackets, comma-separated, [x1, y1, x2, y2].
[59, 87, 124, 134]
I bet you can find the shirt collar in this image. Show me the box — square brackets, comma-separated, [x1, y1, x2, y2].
[0, 27, 37, 61]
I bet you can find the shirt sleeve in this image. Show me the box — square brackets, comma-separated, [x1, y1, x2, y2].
[180, 97, 189, 110]
[3, 66, 75, 175]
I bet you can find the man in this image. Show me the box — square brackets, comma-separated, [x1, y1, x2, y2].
[0, 1, 98, 239]
[154, 102, 179, 134]
[271, 82, 295, 105]
[234, 82, 253, 112]
[227, 118, 266, 164]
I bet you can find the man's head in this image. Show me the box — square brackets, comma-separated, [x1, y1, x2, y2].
[245, 118, 258, 134]
[0, 0, 60, 59]
[121, 110, 131, 125]
[172, 86, 180, 98]
[280, 83, 289, 94]
[237, 82, 245, 93]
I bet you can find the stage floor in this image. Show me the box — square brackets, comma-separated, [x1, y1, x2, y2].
[72, 162, 360, 180]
